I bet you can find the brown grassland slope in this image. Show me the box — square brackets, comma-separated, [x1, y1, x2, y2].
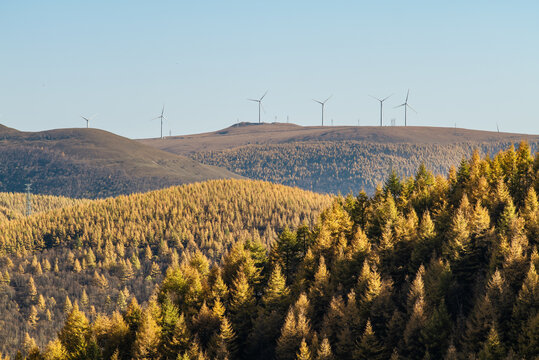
[0, 124, 240, 198]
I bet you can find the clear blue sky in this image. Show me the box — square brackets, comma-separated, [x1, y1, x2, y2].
[1, 1, 538, 138]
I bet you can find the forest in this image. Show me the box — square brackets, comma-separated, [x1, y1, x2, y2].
[1, 142, 539, 359]
[0, 180, 331, 355]
[192, 140, 539, 195]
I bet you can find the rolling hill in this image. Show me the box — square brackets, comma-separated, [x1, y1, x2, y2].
[141, 123, 539, 194]
[0, 124, 240, 198]
[0, 179, 333, 354]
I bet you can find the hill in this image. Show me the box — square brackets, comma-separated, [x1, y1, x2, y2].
[10, 142, 539, 359]
[0, 179, 332, 354]
[141, 123, 539, 194]
[0, 125, 240, 198]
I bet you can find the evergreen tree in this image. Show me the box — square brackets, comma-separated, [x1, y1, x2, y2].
[28, 276, 38, 304]
[215, 316, 236, 360]
[315, 337, 333, 360]
[309, 256, 331, 324]
[229, 270, 255, 356]
[264, 263, 290, 311]
[58, 303, 90, 359]
[277, 309, 302, 360]
[27, 305, 39, 328]
[353, 320, 384, 360]
[64, 296, 73, 315]
[43, 339, 67, 360]
[132, 305, 161, 360]
[296, 338, 312, 360]
[160, 299, 190, 359]
[404, 296, 427, 359]
[273, 227, 300, 281]
[420, 301, 450, 359]
[478, 326, 505, 360]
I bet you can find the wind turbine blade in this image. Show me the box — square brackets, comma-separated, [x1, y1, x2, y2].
[248, 99, 259, 102]
[81, 116, 90, 121]
[405, 89, 410, 102]
[406, 104, 417, 113]
[260, 90, 268, 101]
[261, 103, 266, 113]
[394, 104, 406, 109]
[369, 95, 382, 102]
[382, 94, 393, 102]
[313, 99, 323, 105]
[324, 95, 333, 103]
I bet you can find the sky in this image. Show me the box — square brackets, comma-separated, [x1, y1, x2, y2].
[1, 1, 538, 139]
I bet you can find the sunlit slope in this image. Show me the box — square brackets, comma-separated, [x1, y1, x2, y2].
[0, 179, 333, 255]
[0, 192, 85, 221]
[0, 179, 332, 353]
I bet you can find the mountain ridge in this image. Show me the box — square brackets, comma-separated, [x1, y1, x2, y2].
[139, 122, 539, 155]
[140, 123, 539, 194]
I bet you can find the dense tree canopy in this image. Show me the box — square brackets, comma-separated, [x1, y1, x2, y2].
[192, 140, 539, 195]
[0, 180, 331, 355]
[2, 142, 539, 359]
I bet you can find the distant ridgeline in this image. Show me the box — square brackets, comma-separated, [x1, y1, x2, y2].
[2, 143, 539, 359]
[0, 125, 239, 198]
[192, 140, 539, 195]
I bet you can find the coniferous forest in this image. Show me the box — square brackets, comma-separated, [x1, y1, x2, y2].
[191, 140, 539, 195]
[1, 143, 539, 359]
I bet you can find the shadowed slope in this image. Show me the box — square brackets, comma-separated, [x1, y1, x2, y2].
[0, 125, 240, 198]
[141, 123, 539, 194]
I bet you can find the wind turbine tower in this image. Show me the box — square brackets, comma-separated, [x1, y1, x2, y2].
[370, 94, 392, 126]
[81, 114, 96, 128]
[394, 90, 416, 126]
[313, 95, 332, 126]
[248, 91, 268, 124]
[151, 105, 167, 139]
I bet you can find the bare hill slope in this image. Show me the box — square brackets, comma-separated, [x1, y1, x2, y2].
[0, 125, 240, 198]
[140, 122, 539, 155]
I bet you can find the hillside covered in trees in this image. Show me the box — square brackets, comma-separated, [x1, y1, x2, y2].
[142, 122, 539, 195]
[6, 142, 539, 359]
[0, 193, 84, 222]
[193, 140, 539, 195]
[0, 180, 332, 355]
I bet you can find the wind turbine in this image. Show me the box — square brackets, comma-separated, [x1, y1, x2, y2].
[394, 90, 416, 126]
[151, 105, 166, 139]
[313, 95, 332, 126]
[80, 114, 95, 128]
[248, 91, 268, 124]
[370, 94, 392, 126]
